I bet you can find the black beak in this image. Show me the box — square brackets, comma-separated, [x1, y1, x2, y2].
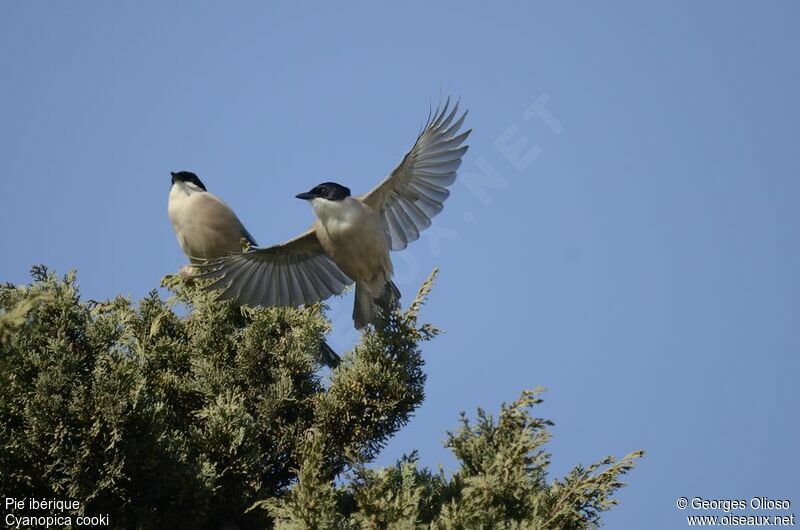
[170, 171, 178, 184]
[295, 191, 317, 200]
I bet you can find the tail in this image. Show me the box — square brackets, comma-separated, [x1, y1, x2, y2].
[318, 340, 341, 369]
[353, 281, 401, 329]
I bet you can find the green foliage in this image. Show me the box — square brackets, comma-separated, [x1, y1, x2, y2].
[265, 389, 643, 530]
[255, 430, 341, 529]
[0, 266, 642, 529]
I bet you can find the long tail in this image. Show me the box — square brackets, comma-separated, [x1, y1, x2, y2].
[353, 281, 401, 329]
[318, 340, 341, 369]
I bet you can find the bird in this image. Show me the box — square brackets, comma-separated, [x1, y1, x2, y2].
[167, 171, 257, 267]
[167, 170, 349, 368]
[197, 98, 471, 330]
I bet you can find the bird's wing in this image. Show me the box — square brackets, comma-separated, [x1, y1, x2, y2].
[202, 193, 259, 246]
[359, 98, 471, 251]
[195, 228, 353, 307]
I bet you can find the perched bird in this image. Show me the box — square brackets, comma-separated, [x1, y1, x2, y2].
[168, 171, 257, 266]
[199, 98, 470, 329]
[167, 170, 348, 368]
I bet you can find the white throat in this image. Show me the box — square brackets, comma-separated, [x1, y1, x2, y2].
[310, 197, 362, 226]
[169, 181, 204, 201]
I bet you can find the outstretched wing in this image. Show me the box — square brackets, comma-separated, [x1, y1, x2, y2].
[196, 228, 352, 307]
[360, 98, 471, 251]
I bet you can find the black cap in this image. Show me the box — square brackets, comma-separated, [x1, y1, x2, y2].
[295, 182, 350, 201]
[170, 171, 207, 191]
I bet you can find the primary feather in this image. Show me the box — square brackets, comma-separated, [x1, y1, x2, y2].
[360, 97, 471, 250]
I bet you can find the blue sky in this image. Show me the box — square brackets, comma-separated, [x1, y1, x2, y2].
[1, 1, 798, 526]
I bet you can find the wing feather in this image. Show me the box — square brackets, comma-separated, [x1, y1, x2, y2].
[232, 261, 262, 307]
[360, 98, 470, 250]
[195, 229, 352, 307]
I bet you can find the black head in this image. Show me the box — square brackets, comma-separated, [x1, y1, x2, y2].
[170, 171, 207, 191]
[295, 182, 351, 201]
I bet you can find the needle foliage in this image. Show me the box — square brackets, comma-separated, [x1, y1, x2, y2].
[0, 266, 642, 529]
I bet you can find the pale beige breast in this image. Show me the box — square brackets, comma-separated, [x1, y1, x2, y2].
[314, 207, 392, 285]
[172, 193, 249, 262]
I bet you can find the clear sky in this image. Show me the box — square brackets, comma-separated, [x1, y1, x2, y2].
[1, 2, 798, 527]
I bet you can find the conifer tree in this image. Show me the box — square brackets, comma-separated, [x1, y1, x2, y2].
[0, 266, 642, 529]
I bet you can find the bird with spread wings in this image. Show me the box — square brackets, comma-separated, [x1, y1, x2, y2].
[197, 98, 470, 327]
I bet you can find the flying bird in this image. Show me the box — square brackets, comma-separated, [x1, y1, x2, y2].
[167, 170, 349, 368]
[199, 98, 470, 329]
